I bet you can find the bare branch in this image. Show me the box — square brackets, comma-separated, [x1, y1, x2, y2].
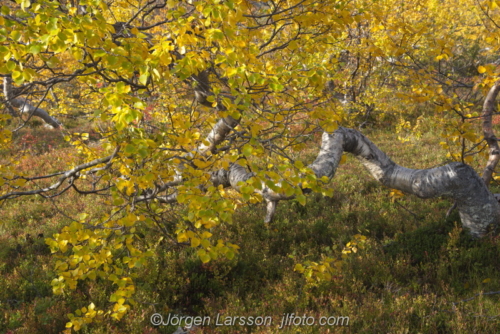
[0, 147, 119, 200]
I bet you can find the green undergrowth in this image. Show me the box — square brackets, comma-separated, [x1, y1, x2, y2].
[1, 119, 500, 333]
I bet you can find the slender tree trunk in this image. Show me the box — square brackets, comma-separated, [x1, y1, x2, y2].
[482, 80, 500, 185]
[190, 70, 240, 155]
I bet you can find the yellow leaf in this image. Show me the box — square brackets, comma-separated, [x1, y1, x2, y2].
[177, 232, 188, 243]
[198, 249, 210, 263]
[389, 189, 405, 202]
[478, 66, 487, 74]
[226, 67, 238, 77]
[191, 237, 201, 247]
[201, 231, 212, 239]
[294, 264, 305, 272]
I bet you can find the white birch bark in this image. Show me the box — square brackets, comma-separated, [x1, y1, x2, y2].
[327, 127, 500, 238]
[209, 127, 500, 237]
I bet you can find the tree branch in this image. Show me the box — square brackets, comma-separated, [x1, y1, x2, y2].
[0, 147, 119, 200]
[3, 76, 62, 129]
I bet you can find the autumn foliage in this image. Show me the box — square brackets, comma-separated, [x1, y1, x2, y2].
[1, 0, 500, 331]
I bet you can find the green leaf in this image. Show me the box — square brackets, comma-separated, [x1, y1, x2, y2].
[28, 44, 42, 55]
[107, 55, 118, 65]
[93, 50, 108, 58]
[46, 56, 60, 68]
[6, 60, 16, 71]
[296, 194, 306, 206]
[47, 18, 59, 34]
[242, 144, 253, 157]
[1, 5, 10, 15]
[10, 30, 21, 42]
[138, 147, 148, 158]
[124, 144, 136, 154]
[269, 82, 284, 92]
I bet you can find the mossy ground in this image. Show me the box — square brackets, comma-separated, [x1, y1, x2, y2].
[1, 117, 500, 334]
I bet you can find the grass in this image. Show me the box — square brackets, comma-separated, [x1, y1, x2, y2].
[1, 117, 500, 333]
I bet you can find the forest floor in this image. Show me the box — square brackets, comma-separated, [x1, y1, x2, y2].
[1, 116, 500, 334]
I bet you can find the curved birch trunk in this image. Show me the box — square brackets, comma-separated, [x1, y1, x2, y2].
[184, 67, 500, 237]
[210, 127, 500, 238]
[322, 128, 500, 238]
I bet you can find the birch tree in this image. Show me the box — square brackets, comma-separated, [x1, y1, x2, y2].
[1, 0, 500, 328]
